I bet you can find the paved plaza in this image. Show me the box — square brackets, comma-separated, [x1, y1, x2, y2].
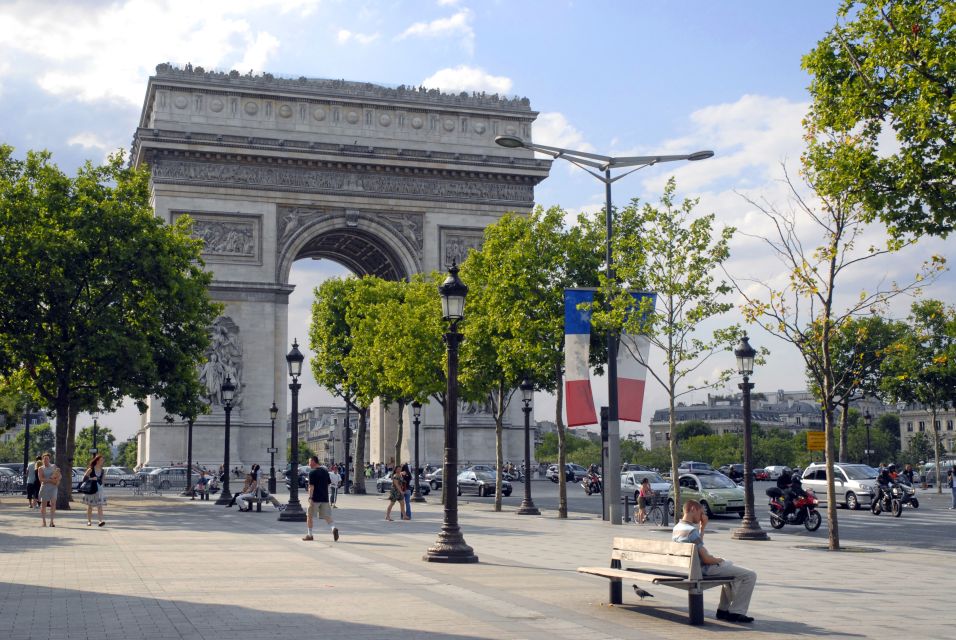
[0, 488, 951, 640]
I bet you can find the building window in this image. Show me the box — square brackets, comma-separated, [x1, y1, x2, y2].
[918, 421, 925, 432]
[906, 422, 913, 432]
[795, 416, 801, 425]
[935, 420, 941, 429]
[947, 420, 953, 431]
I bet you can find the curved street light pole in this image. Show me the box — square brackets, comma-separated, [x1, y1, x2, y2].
[495, 136, 713, 524]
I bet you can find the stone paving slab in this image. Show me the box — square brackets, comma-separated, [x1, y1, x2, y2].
[0, 491, 951, 639]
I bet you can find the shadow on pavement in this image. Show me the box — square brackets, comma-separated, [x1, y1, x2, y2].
[0, 531, 74, 552]
[0, 582, 495, 640]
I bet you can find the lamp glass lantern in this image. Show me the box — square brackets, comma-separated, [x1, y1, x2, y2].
[438, 264, 468, 322]
[734, 334, 756, 377]
[270, 402, 279, 421]
[520, 377, 534, 404]
[412, 401, 422, 419]
[286, 339, 305, 377]
[221, 376, 236, 404]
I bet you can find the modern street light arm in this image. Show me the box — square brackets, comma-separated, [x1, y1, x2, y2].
[494, 135, 714, 173]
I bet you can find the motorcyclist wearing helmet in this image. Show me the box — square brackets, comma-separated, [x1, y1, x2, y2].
[875, 464, 895, 505]
[775, 467, 793, 492]
[783, 472, 807, 517]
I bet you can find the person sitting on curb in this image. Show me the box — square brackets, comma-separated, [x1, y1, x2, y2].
[236, 473, 259, 512]
[672, 499, 758, 624]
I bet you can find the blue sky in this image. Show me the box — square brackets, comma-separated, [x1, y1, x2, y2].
[1, 1, 951, 441]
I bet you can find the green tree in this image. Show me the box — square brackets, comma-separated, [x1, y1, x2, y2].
[287, 440, 315, 466]
[880, 299, 956, 494]
[74, 425, 115, 467]
[0, 147, 219, 508]
[874, 413, 901, 453]
[115, 438, 137, 469]
[803, 0, 956, 237]
[0, 422, 54, 462]
[461, 207, 601, 513]
[675, 420, 713, 441]
[594, 178, 738, 514]
[735, 161, 942, 550]
[310, 277, 369, 494]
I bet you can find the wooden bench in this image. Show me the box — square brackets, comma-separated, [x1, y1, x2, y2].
[578, 537, 733, 625]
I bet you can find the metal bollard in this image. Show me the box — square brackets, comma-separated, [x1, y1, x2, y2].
[623, 495, 631, 522]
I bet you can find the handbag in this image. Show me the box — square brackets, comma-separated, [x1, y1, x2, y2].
[77, 478, 97, 494]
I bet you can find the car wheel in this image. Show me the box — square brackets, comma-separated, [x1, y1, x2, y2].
[378, 484, 385, 493]
[846, 492, 860, 510]
[421, 486, 430, 496]
[159, 480, 170, 490]
[700, 501, 713, 518]
[119, 480, 127, 487]
[504, 490, 511, 497]
[430, 481, 439, 490]
[457, 485, 462, 497]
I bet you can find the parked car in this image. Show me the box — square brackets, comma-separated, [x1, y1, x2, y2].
[462, 464, 495, 474]
[284, 468, 308, 489]
[0, 462, 25, 476]
[426, 468, 443, 490]
[103, 466, 138, 487]
[667, 471, 745, 518]
[375, 472, 431, 496]
[764, 465, 790, 480]
[801, 463, 878, 510]
[620, 470, 670, 503]
[0, 466, 23, 492]
[621, 463, 651, 472]
[754, 468, 769, 481]
[546, 463, 588, 483]
[457, 470, 511, 497]
[147, 467, 188, 490]
[678, 461, 714, 474]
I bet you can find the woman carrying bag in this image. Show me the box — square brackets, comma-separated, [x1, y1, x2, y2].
[80, 454, 108, 527]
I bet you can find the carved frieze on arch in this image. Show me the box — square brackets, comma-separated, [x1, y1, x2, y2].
[275, 206, 423, 284]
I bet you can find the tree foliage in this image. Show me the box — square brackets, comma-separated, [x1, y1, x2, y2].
[0, 422, 54, 462]
[803, 0, 956, 237]
[74, 424, 115, 467]
[0, 146, 220, 507]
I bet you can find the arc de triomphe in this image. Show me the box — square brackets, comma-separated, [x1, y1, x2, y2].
[132, 64, 550, 470]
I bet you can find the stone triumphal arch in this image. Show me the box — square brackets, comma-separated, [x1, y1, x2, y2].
[132, 64, 550, 470]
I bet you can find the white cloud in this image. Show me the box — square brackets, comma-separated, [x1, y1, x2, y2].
[0, 0, 315, 105]
[531, 112, 596, 164]
[336, 29, 380, 45]
[67, 132, 111, 151]
[437, 0, 460, 6]
[421, 65, 512, 94]
[397, 9, 474, 53]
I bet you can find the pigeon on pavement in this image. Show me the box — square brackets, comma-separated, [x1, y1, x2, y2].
[633, 585, 655, 600]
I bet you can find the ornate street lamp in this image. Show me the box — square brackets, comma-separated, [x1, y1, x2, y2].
[268, 402, 279, 494]
[343, 404, 352, 494]
[412, 401, 425, 503]
[496, 135, 712, 524]
[731, 334, 769, 540]
[864, 410, 873, 466]
[214, 376, 236, 505]
[181, 418, 195, 497]
[424, 263, 477, 563]
[279, 339, 307, 521]
[516, 377, 540, 516]
[90, 412, 100, 455]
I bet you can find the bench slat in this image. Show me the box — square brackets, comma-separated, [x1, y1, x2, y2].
[612, 549, 694, 570]
[577, 567, 733, 588]
[613, 537, 695, 557]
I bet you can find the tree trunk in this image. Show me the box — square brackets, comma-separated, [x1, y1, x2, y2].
[668, 394, 681, 519]
[394, 400, 405, 471]
[494, 385, 504, 512]
[823, 400, 840, 550]
[932, 408, 941, 495]
[54, 387, 71, 510]
[838, 402, 849, 463]
[352, 406, 368, 494]
[556, 361, 567, 519]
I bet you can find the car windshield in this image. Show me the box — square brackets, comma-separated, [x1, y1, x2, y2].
[841, 465, 878, 480]
[474, 471, 497, 481]
[698, 474, 738, 489]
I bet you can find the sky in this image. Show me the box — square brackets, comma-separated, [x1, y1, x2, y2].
[1, 0, 952, 442]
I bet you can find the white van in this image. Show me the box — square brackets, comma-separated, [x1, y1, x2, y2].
[764, 465, 789, 480]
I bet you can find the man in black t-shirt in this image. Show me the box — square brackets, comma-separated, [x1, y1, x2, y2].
[303, 456, 339, 542]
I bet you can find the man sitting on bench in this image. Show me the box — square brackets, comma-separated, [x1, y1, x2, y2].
[235, 473, 258, 512]
[672, 499, 757, 623]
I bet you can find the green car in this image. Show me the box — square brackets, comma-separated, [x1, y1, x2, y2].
[667, 471, 745, 518]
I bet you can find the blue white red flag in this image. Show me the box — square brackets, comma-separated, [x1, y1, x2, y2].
[564, 289, 598, 427]
[617, 293, 656, 422]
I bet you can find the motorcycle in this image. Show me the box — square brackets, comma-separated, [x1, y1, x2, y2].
[870, 482, 905, 517]
[767, 487, 822, 531]
[582, 473, 603, 495]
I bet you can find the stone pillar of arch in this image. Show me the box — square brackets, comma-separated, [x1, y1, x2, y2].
[130, 64, 550, 471]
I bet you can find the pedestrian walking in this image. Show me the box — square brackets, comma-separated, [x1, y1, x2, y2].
[636, 478, 652, 524]
[80, 454, 108, 526]
[329, 465, 341, 508]
[400, 463, 413, 519]
[26, 455, 41, 509]
[385, 468, 407, 521]
[303, 456, 338, 542]
[37, 453, 61, 527]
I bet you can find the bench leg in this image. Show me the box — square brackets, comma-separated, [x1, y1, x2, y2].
[609, 558, 622, 604]
[688, 592, 704, 625]
[256, 501, 262, 513]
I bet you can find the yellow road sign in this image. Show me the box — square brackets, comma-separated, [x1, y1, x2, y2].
[806, 431, 826, 451]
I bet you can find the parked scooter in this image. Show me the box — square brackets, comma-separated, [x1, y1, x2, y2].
[582, 473, 603, 495]
[766, 487, 822, 531]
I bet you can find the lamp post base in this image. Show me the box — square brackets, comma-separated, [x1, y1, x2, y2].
[516, 499, 540, 516]
[412, 492, 427, 503]
[214, 490, 232, 506]
[423, 528, 478, 564]
[278, 501, 307, 522]
[731, 518, 770, 541]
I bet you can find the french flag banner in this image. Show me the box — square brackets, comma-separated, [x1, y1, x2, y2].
[564, 289, 598, 427]
[618, 292, 656, 422]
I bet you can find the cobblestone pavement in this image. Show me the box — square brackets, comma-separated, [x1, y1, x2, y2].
[0, 491, 950, 639]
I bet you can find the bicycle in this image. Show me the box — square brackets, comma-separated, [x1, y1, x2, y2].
[634, 493, 665, 527]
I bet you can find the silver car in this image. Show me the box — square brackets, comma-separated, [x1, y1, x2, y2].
[801, 463, 878, 510]
[620, 470, 670, 503]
